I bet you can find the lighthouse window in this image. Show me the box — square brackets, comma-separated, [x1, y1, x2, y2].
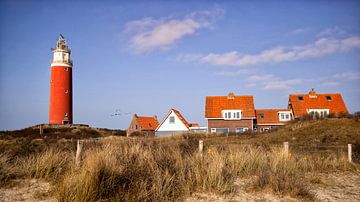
[65, 67, 69, 71]
[64, 112, 68, 117]
[65, 89, 69, 93]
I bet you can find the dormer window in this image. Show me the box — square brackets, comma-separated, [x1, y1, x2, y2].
[326, 96, 332, 101]
[222, 110, 242, 120]
[298, 96, 304, 101]
[278, 111, 291, 121]
[259, 114, 264, 119]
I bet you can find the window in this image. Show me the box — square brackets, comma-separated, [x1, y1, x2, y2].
[308, 109, 329, 118]
[135, 125, 138, 129]
[298, 96, 304, 101]
[259, 114, 264, 119]
[236, 128, 248, 133]
[278, 112, 291, 121]
[211, 128, 229, 134]
[65, 89, 69, 94]
[169, 116, 175, 124]
[65, 67, 69, 71]
[64, 112, 68, 117]
[261, 128, 270, 132]
[326, 96, 332, 101]
[222, 110, 242, 120]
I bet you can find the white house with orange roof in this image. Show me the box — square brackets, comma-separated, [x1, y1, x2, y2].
[155, 108, 204, 136]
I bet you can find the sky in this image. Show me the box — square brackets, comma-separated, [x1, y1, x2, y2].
[0, 0, 360, 130]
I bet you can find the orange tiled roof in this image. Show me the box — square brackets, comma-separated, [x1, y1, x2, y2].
[205, 93, 255, 118]
[172, 109, 190, 128]
[189, 123, 199, 127]
[136, 116, 159, 130]
[289, 89, 348, 117]
[255, 109, 290, 125]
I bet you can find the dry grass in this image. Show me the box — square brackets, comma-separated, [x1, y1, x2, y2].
[0, 153, 17, 187]
[1, 118, 359, 201]
[56, 141, 235, 201]
[15, 148, 72, 181]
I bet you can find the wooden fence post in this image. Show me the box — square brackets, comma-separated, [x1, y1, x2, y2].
[284, 142, 289, 157]
[39, 125, 43, 135]
[348, 144, 352, 163]
[76, 140, 83, 167]
[199, 140, 204, 156]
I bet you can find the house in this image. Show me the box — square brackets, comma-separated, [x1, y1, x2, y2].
[255, 109, 292, 132]
[288, 89, 348, 119]
[127, 114, 159, 137]
[155, 108, 201, 136]
[205, 92, 256, 133]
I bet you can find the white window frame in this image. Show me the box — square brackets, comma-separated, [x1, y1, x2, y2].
[307, 109, 329, 118]
[222, 110, 242, 120]
[278, 111, 292, 121]
[261, 127, 270, 132]
[211, 128, 229, 134]
[235, 127, 248, 133]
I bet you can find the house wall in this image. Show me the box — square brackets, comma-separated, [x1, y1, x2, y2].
[207, 119, 254, 133]
[156, 110, 189, 132]
[126, 118, 139, 136]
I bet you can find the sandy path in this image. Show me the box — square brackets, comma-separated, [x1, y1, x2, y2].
[186, 172, 360, 201]
[1, 172, 359, 201]
[309, 172, 360, 201]
[0, 179, 56, 202]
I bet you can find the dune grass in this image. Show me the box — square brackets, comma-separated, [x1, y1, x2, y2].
[1, 118, 359, 201]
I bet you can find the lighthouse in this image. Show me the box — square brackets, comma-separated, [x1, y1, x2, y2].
[49, 35, 73, 124]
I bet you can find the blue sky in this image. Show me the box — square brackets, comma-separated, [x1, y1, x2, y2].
[0, 0, 359, 130]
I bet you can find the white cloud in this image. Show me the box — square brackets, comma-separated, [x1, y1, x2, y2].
[125, 8, 223, 52]
[187, 36, 360, 67]
[317, 26, 346, 38]
[246, 74, 301, 90]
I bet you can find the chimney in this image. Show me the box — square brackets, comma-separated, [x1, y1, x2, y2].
[309, 88, 317, 98]
[154, 115, 158, 120]
[134, 114, 138, 118]
[227, 92, 235, 100]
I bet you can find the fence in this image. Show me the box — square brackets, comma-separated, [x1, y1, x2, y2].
[197, 140, 354, 163]
[73, 137, 355, 167]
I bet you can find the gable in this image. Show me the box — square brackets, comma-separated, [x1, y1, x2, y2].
[156, 109, 189, 132]
[205, 94, 255, 118]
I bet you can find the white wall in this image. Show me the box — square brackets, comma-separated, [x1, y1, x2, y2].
[156, 110, 189, 132]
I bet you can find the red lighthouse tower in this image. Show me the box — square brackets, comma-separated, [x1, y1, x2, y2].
[49, 35, 73, 124]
